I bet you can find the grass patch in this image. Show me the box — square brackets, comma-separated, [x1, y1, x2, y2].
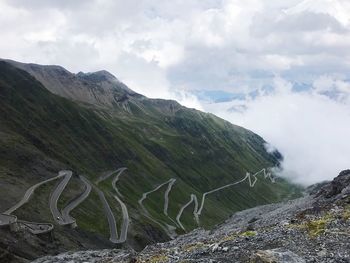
[182, 242, 205, 252]
[240, 230, 257, 237]
[342, 206, 350, 221]
[221, 233, 238, 242]
[306, 218, 329, 237]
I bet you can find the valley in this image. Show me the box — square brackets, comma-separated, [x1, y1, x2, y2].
[0, 60, 302, 261]
[1, 167, 276, 243]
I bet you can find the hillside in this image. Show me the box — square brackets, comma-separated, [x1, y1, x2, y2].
[34, 170, 350, 263]
[0, 60, 301, 261]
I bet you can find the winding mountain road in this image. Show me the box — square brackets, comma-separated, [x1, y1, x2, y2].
[113, 195, 128, 243]
[2, 166, 276, 240]
[139, 179, 177, 215]
[4, 171, 68, 215]
[95, 168, 127, 185]
[2, 170, 74, 234]
[162, 179, 179, 227]
[175, 194, 198, 230]
[50, 171, 73, 224]
[138, 179, 178, 239]
[0, 214, 54, 234]
[111, 168, 129, 243]
[61, 175, 92, 225]
[96, 167, 129, 243]
[176, 168, 275, 230]
[138, 169, 274, 233]
[111, 168, 127, 198]
[163, 179, 176, 216]
[94, 185, 119, 243]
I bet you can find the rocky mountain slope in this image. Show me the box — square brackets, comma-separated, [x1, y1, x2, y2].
[0, 60, 301, 262]
[33, 170, 350, 263]
[2, 59, 138, 107]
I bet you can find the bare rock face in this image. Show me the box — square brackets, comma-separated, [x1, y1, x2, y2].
[31, 249, 135, 263]
[2, 59, 184, 116]
[251, 248, 306, 263]
[317, 170, 350, 198]
[2, 59, 140, 108]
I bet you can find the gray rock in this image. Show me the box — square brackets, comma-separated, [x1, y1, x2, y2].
[251, 248, 306, 263]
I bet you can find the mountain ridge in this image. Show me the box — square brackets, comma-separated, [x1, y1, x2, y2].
[0, 60, 301, 262]
[1, 58, 141, 108]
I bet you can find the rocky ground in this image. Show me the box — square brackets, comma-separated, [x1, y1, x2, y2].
[33, 170, 350, 263]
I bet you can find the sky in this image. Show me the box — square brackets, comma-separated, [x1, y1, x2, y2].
[1, 0, 350, 185]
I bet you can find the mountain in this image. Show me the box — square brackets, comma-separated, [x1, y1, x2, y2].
[33, 170, 350, 263]
[2, 59, 139, 107]
[0, 60, 301, 262]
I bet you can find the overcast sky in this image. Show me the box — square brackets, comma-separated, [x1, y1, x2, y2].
[1, 0, 350, 185]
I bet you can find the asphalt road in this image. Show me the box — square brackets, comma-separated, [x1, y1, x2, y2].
[163, 179, 179, 228]
[138, 179, 176, 210]
[95, 168, 128, 243]
[111, 168, 129, 243]
[2, 171, 71, 234]
[4, 171, 67, 215]
[175, 168, 275, 230]
[49, 171, 72, 224]
[113, 195, 129, 243]
[94, 185, 119, 243]
[95, 167, 127, 184]
[0, 214, 53, 234]
[175, 194, 198, 231]
[111, 168, 127, 198]
[197, 168, 274, 216]
[61, 175, 92, 225]
[163, 179, 176, 216]
[138, 179, 178, 239]
[2, 166, 275, 239]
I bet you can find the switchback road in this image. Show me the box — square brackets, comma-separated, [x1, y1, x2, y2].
[50, 171, 72, 224]
[175, 168, 275, 230]
[4, 171, 68, 215]
[61, 175, 92, 225]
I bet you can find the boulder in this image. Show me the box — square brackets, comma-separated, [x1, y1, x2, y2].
[251, 248, 306, 263]
[317, 170, 350, 198]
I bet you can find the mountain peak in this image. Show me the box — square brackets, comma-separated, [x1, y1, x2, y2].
[2, 59, 140, 107]
[76, 70, 119, 83]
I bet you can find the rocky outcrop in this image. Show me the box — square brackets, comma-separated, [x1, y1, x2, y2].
[32, 249, 135, 263]
[1, 59, 140, 108]
[251, 248, 306, 263]
[317, 170, 350, 198]
[33, 170, 350, 263]
[1, 58, 185, 117]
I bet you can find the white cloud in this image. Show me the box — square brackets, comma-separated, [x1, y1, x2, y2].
[1, 0, 350, 184]
[203, 77, 350, 185]
[285, 0, 350, 26]
[3, 0, 350, 93]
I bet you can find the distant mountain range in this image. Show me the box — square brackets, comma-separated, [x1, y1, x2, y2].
[0, 59, 301, 261]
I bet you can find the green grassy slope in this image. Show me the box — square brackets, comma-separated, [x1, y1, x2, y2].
[0, 61, 301, 250]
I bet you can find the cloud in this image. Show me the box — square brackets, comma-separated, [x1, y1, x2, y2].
[1, 0, 350, 184]
[2, 0, 350, 94]
[250, 11, 347, 37]
[203, 77, 350, 185]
